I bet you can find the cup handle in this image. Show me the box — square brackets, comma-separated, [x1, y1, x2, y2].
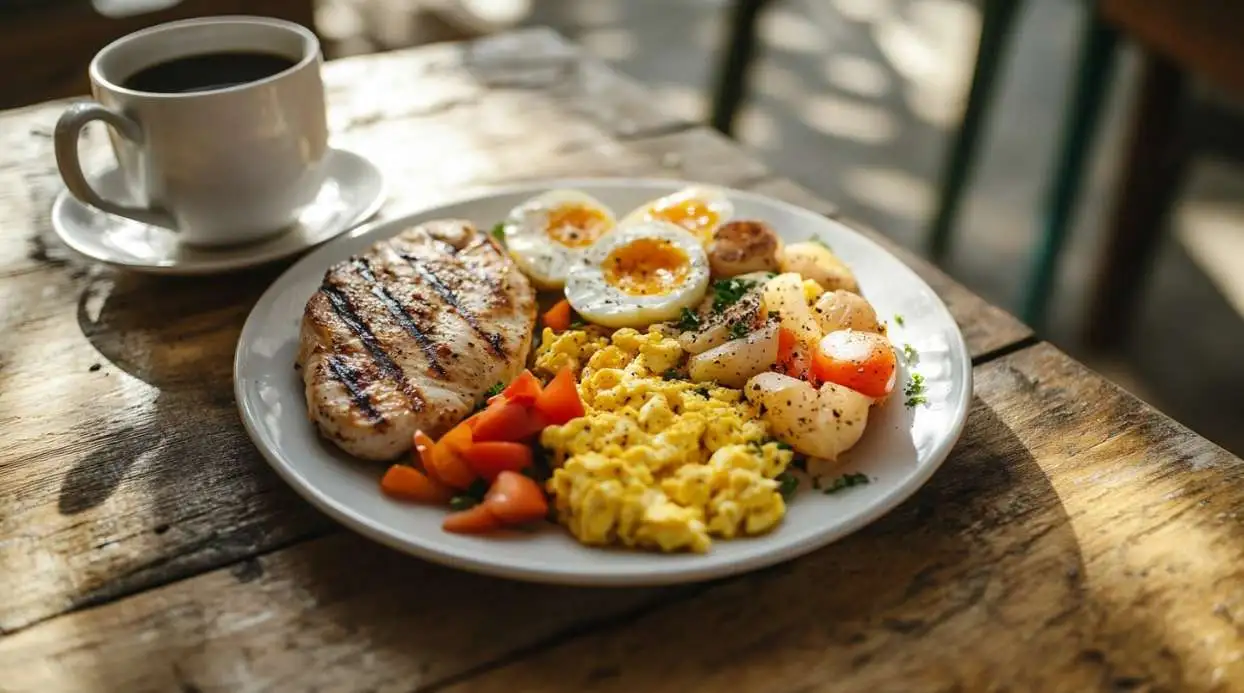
[54, 101, 175, 229]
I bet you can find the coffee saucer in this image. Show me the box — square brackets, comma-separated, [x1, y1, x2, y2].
[50, 148, 386, 275]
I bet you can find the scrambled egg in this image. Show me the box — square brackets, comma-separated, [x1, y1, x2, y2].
[534, 327, 793, 553]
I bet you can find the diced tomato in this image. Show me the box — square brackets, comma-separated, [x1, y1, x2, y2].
[482, 471, 549, 524]
[380, 464, 454, 504]
[811, 330, 897, 398]
[426, 422, 477, 489]
[534, 366, 584, 425]
[470, 400, 546, 442]
[501, 369, 543, 405]
[542, 299, 572, 332]
[442, 503, 502, 534]
[460, 441, 534, 481]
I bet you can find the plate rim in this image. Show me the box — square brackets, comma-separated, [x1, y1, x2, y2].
[51, 147, 386, 276]
[233, 176, 974, 586]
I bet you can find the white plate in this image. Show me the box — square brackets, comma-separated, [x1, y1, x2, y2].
[235, 179, 972, 586]
[52, 148, 385, 275]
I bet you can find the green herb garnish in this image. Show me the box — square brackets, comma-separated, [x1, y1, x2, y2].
[490, 222, 506, 245]
[822, 473, 870, 494]
[729, 321, 750, 339]
[663, 368, 681, 381]
[777, 472, 799, 499]
[904, 372, 927, 407]
[449, 495, 478, 511]
[775, 441, 793, 451]
[711, 278, 756, 312]
[485, 382, 504, 397]
[570, 319, 586, 329]
[677, 307, 701, 331]
[810, 237, 832, 250]
[695, 386, 711, 399]
[903, 343, 918, 363]
[893, 313, 905, 327]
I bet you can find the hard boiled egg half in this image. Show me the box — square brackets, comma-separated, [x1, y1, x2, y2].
[502, 189, 616, 289]
[566, 222, 710, 328]
[620, 185, 733, 243]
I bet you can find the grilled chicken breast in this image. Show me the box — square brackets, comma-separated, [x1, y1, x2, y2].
[297, 219, 537, 461]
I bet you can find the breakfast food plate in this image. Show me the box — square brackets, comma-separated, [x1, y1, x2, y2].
[234, 178, 972, 586]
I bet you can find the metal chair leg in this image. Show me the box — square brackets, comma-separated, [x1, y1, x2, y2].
[710, 0, 771, 137]
[927, 0, 1024, 261]
[1022, 14, 1120, 328]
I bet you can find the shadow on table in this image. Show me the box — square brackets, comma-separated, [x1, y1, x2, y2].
[59, 262, 290, 516]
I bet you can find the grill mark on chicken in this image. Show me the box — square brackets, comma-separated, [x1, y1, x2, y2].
[352, 258, 447, 377]
[319, 283, 425, 412]
[402, 255, 507, 357]
[324, 356, 382, 421]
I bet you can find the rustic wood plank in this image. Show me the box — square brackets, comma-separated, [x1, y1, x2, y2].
[0, 532, 670, 693]
[0, 29, 1030, 638]
[424, 342, 1244, 693]
[6, 343, 1242, 692]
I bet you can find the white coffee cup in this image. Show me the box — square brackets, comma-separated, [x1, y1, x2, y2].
[54, 16, 329, 247]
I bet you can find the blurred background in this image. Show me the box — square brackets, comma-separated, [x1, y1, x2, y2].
[6, 0, 1244, 456]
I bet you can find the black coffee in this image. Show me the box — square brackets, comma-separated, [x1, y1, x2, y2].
[123, 52, 296, 94]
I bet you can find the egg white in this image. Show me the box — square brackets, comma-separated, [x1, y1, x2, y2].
[619, 185, 734, 242]
[566, 222, 710, 328]
[502, 189, 616, 289]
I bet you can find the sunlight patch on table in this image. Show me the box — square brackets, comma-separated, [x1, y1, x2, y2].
[829, 0, 896, 24]
[822, 54, 891, 98]
[797, 93, 897, 144]
[737, 105, 782, 152]
[873, 0, 977, 128]
[843, 166, 933, 222]
[1176, 198, 1244, 320]
[760, 6, 828, 55]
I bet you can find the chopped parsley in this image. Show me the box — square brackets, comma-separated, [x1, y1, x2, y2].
[902, 343, 919, 364]
[490, 222, 506, 245]
[893, 313, 905, 327]
[662, 368, 681, 381]
[774, 441, 793, 451]
[904, 372, 927, 407]
[809, 236, 832, 250]
[474, 382, 505, 411]
[822, 472, 870, 494]
[449, 495, 478, 511]
[711, 278, 756, 312]
[729, 321, 751, 339]
[569, 319, 586, 329]
[677, 307, 701, 331]
[777, 472, 799, 499]
[695, 386, 712, 399]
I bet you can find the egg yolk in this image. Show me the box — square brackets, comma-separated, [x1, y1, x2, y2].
[546, 204, 611, 248]
[604, 238, 691, 296]
[642, 196, 720, 237]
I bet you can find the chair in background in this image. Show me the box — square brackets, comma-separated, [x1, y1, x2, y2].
[709, 0, 1244, 349]
[0, 0, 317, 110]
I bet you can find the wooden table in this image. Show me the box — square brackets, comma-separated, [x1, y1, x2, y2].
[1, 29, 1242, 692]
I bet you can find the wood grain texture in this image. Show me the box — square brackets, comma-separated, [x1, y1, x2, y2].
[5, 343, 1242, 692]
[0, 28, 1035, 636]
[1101, 0, 1244, 95]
